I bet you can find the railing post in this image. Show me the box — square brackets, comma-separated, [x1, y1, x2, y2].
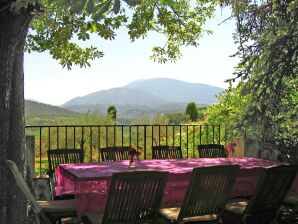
[193, 126, 195, 158]
[39, 127, 42, 177]
[90, 126, 93, 162]
[144, 125, 147, 160]
[186, 126, 189, 158]
[218, 125, 221, 145]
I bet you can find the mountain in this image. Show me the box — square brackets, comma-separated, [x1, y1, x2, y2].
[61, 78, 224, 118]
[25, 100, 81, 118]
[63, 87, 169, 107]
[125, 78, 224, 105]
[63, 78, 223, 107]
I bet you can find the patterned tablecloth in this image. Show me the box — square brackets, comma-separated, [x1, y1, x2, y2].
[55, 157, 298, 218]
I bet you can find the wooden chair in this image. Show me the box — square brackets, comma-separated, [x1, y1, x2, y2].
[278, 192, 298, 224]
[223, 165, 297, 224]
[47, 148, 84, 200]
[152, 146, 183, 159]
[81, 171, 169, 224]
[279, 165, 298, 223]
[100, 146, 130, 162]
[197, 144, 227, 158]
[5, 160, 77, 224]
[159, 165, 240, 223]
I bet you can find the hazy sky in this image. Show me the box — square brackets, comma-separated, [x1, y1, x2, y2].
[24, 7, 238, 106]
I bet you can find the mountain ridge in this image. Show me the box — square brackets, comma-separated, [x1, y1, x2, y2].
[62, 78, 224, 107]
[63, 87, 169, 107]
[25, 100, 81, 118]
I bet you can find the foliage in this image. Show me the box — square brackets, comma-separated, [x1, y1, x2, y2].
[196, 107, 206, 121]
[225, 0, 298, 144]
[205, 83, 250, 139]
[16, 0, 220, 69]
[164, 113, 190, 125]
[185, 102, 198, 122]
[107, 105, 117, 120]
[205, 83, 249, 125]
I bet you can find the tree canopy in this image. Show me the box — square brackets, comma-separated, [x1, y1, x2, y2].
[19, 0, 218, 69]
[228, 0, 298, 141]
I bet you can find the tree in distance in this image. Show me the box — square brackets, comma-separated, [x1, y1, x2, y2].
[107, 105, 117, 120]
[186, 102, 198, 122]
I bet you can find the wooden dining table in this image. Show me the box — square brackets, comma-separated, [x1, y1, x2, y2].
[55, 157, 298, 218]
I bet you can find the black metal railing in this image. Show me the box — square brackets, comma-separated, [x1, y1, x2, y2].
[25, 124, 236, 176]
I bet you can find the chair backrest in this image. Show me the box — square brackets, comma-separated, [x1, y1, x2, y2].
[5, 160, 52, 224]
[100, 147, 130, 162]
[47, 148, 84, 178]
[245, 165, 297, 215]
[152, 146, 183, 159]
[102, 171, 168, 224]
[177, 165, 240, 222]
[197, 144, 227, 158]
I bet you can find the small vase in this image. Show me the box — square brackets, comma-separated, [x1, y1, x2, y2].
[129, 154, 137, 168]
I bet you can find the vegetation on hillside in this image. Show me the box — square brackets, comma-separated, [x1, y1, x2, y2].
[25, 100, 81, 118]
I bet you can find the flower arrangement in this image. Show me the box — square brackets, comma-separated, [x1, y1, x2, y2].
[127, 146, 142, 156]
[127, 146, 142, 168]
[226, 142, 237, 156]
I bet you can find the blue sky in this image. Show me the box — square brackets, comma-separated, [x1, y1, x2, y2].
[24, 7, 238, 106]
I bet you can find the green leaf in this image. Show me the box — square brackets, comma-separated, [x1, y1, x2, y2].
[93, 0, 112, 21]
[86, 0, 95, 14]
[124, 0, 141, 7]
[112, 0, 121, 14]
[71, 0, 86, 14]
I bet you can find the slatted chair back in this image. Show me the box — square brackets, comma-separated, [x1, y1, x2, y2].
[102, 171, 168, 224]
[177, 165, 240, 222]
[100, 147, 130, 162]
[197, 144, 227, 158]
[47, 149, 84, 179]
[152, 146, 183, 159]
[245, 165, 297, 215]
[5, 160, 52, 224]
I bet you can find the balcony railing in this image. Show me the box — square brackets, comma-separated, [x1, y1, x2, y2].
[25, 124, 236, 176]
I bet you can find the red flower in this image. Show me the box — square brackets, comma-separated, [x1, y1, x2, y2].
[226, 143, 236, 153]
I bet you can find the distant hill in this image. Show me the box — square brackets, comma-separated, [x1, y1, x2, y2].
[125, 78, 224, 105]
[63, 78, 223, 108]
[63, 87, 169, 107]
[61, 78, 223, 118]
[25, 100, 81, 118]
[26, 78, 224, 120]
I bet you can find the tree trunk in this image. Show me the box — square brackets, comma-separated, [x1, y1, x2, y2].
[0, 6, 33, 224]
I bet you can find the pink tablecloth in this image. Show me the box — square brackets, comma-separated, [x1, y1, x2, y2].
[55, 158, 298, 218]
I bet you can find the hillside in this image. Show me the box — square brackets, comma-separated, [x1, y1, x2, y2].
[63, 87, 168, 107]
[61, 78, 223, 119]
[63, 78, 224, 108]
[25, 100, 81, 118]
[125, 78, 224, 105]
